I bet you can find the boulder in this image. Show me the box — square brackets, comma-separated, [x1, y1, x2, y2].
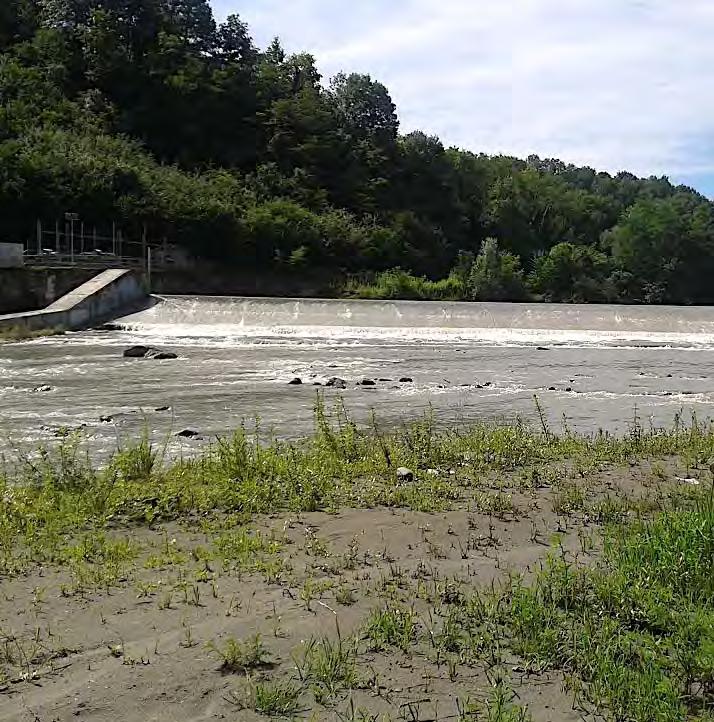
[537, 346, 550, 351]
[155, 406, 171, 412]
[399, 377, 413, 383]
[288, 378, 303, 385]
[326, 377, 347, 389]
[123, 346, 177, 360]
[99, 415, 114, 423]
[123, 345, 150, 358]
[176, 429, 200, 439]
[358, 378, 376, 386]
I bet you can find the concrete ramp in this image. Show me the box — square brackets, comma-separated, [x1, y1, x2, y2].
[0, 269, 146, 332]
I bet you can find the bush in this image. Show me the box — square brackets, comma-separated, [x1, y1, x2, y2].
[348, 268, 465, 301]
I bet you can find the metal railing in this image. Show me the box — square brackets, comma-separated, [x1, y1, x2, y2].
[22, 252, 147, 270]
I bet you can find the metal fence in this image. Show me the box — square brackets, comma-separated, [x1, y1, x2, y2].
[22, 218, 185, 271]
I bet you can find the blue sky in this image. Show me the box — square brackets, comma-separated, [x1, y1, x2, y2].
[212, 1, 714, 198]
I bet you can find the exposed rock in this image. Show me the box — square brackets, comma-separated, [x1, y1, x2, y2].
[123, 345, 150, 358]
[31, 384, 53, 393]
[548, 386, 556, 391]
[537, 346, 550, 351]
[358, 378, 376, 386]
[288, 378, 303, 385]
[176, 429, 200, 439]
[326, 377, 347, 389]
[99, 415, 114, 423]
[399, 377, 413, 383]
[123, 346, 177, 360]
[565, 387, 573, 392]
[155, 406, 171, 412]
[378, 378, 392, 382]
[396, 467, 414, 483]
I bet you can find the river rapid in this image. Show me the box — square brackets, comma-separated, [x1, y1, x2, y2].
[2, 295, 714, 457]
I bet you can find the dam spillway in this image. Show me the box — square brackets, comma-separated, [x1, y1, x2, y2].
[114, 295, 714, 348]
[2, 295, 714, 456]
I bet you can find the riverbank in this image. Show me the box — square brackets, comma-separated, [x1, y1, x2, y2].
[1, 404, 712, 721]
[0, 325, 64, 342]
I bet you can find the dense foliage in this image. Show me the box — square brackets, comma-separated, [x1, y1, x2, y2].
[1, 0, 713, 303]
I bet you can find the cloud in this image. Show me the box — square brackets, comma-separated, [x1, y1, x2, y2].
[213, 0, 714, 192]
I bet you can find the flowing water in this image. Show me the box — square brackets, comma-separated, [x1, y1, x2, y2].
[2, 295, 714, 457]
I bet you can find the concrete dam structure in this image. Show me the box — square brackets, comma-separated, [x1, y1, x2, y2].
[0, 269, 146, 332]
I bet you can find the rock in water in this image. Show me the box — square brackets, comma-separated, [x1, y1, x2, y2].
[399, 377, 413, 383]
[176, 429, 200, 439]
[155, 406, 171, 412]
[288, 378, 303, 385]
[123, 346, 177, 360]
[99, 415, 114, 423]
[397, 467, 414, 483]
[123, 345, 150, 358]
[31, 385, 53, 393]
[358, 378, 376, 386]
[326, 377, 347, 389]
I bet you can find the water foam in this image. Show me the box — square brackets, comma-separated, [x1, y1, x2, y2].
[108, 295, 714, 350]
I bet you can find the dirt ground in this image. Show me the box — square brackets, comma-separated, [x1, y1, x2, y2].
[0, 458, 689, 721]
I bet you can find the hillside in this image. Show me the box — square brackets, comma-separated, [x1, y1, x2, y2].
[2, 0, 714, 303]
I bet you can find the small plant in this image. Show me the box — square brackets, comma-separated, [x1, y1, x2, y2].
[207, 635, 271, 673]
[230, 678, 302, 716]
[363, 604, 418, 652]
[295, 631, 358, 704]
[335, 587, 357, 606]
[551, 479, 585, 515]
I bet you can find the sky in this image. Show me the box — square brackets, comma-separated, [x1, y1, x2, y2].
[212, 1, 714, 197]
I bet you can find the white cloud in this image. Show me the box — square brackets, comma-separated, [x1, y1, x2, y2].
[214, 0, 714, 191]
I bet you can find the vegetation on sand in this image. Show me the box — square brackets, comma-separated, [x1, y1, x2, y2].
[1, 399, 713, 719]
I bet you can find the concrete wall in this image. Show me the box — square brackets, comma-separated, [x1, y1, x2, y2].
[0, 269, 146, 332]
[0, 267, 101, 314]
[0, 243, 24, 269]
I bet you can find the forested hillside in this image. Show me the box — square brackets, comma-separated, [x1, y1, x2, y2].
[2, 0, 714, 303]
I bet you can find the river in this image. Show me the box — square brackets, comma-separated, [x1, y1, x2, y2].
[2, 295, 714, 456]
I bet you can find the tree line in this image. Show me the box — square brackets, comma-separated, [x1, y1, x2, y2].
[2, 0, 713, 304]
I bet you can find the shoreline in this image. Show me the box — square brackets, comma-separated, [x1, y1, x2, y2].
[1, 408, 712, 720]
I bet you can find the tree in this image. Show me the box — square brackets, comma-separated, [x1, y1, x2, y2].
[529, 242, 612, 302]
[217, 14, 256, 65]
[330, 72, 398, 144]
[603, 197, 684, 302]
[467, 238, 527, 301]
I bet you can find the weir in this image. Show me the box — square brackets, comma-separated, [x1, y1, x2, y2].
[115, 295, 714, 347]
